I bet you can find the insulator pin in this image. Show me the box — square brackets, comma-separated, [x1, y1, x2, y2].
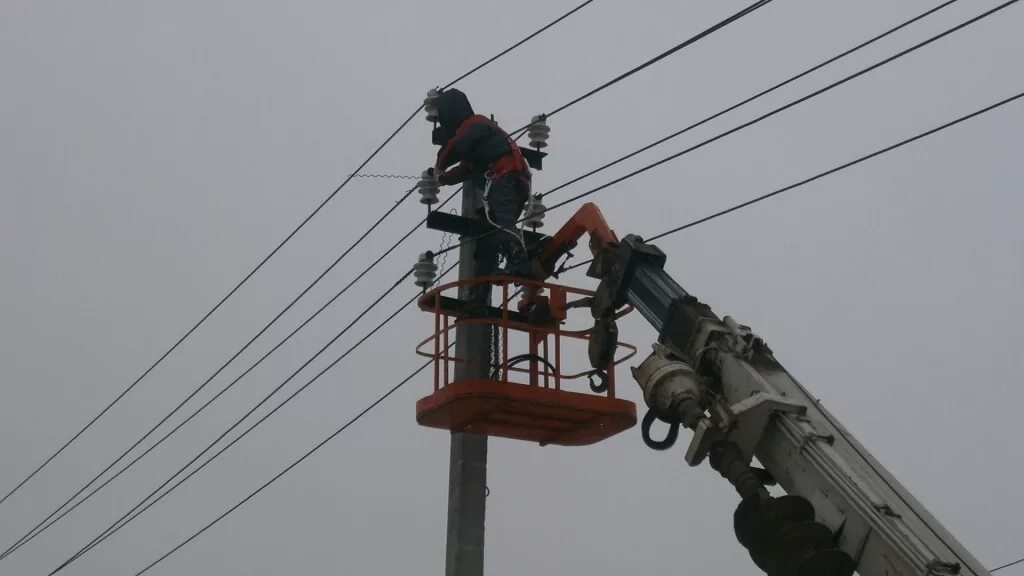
[418, 169, 440, 205]
[527, 115, 550, 149]
[424, 88, 440, 122]
[414, 252, 438, 288]
[523, 194, 546, 228]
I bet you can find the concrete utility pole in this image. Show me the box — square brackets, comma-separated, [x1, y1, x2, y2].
[445, 179, 489, 576]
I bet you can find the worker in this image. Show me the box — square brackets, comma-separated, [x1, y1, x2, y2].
[431, 89, 532, 303]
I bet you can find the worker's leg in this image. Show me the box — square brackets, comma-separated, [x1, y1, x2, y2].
[467, 176, 527, 307]
[478, 175, 528, 273]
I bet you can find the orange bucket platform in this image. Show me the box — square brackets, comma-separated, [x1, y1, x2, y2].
[416, 276, 637, 446]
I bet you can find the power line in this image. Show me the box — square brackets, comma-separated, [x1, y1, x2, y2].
[133, 360, 433, 576]
[137, 6, 784, 496]
[104, 12, 780, 542]
[0, 108, 420, 514]
[98, 88, 1024, 575]
[0, 0, 589, 511]
[560, 91, 1024, 273]
[1, 190, 467, 561]
[48, 267, 418, 573]
[442, 0, 596, 89]
[16, 0, 749, 537]
[545, 0, 1019, 212]
[332, 1, 777, 287]
[0, 184, 417, 559]
[510, 0, 775, 133]
[536, 0, 963, 201]
[32, 4, 786, 532]
[49, 262, 456, 574]
[645, 91, 1024, 575]
[993, 557, 1024, 573]
[646, 93, 1024, 242]
[39, 2, 791, 543]
[34, 0, 999, 565]
[433, 0, 1020, 259]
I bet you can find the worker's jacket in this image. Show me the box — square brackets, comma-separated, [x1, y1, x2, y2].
[434, 89, 529, 190]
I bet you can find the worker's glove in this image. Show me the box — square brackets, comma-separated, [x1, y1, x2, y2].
[431, 126, 446, 146]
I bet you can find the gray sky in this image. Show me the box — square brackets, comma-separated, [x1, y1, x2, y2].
[2, 1, 1022, 574]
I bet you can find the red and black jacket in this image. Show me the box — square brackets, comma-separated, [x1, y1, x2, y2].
[434, 89, 529, 188]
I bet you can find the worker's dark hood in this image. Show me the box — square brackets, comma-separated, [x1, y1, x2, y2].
[436, 89, 474, 141]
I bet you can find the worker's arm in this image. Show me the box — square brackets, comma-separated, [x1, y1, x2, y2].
[436, 162, 471, 186]
[435, 116, 490, 172]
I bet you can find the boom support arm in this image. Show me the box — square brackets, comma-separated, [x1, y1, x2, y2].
[532, 205, 989, 576]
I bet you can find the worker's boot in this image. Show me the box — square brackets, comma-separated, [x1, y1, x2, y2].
[502, 243, 534, 279]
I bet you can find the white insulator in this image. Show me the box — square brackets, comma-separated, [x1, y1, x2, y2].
[417, 169, 440, 205]
[414, 252, 438, 288]
[527, 115, 550, 149]
[523, 194, 546, 228]
[424, 88, 440, 122]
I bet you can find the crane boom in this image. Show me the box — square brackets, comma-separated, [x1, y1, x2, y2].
[532, 204, 988, 576]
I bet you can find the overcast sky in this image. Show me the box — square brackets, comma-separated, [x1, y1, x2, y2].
[2, 1, 1022, 575]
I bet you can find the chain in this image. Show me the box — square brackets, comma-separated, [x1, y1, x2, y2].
[492, 325, 502, 380]
[436, 208, 457, 272]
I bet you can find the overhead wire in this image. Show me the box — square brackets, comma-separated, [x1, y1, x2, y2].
[43, 4, 1006, 554]
[343, 0, 776, 274]
[561, 92, 1024, 275]
[1, 190, 467, 560]
[32, 2, 788, 547]
[507, 0, 776, 134]
[0, 105, 420, 513]
[37, 0, 1009, 569]
[132, 359, 434, 576]
[534, 0, 963, 202]
[13, 0, 747, 548]
[646, 94, 1024, 241]
[106, 87, 1024, 576]
[49, 259, 458, 574]
[993, 557, 1024, 573]
[432, 0, 1020, 259]
[544, 0, 1020, 211]
[49, 264, 422, 573]
[0, 184, 418, 559]
[441, 0, 596, 89]
[0, 0, 594, 511]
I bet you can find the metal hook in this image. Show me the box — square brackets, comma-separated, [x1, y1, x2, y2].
[641, 410, 679, 451]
